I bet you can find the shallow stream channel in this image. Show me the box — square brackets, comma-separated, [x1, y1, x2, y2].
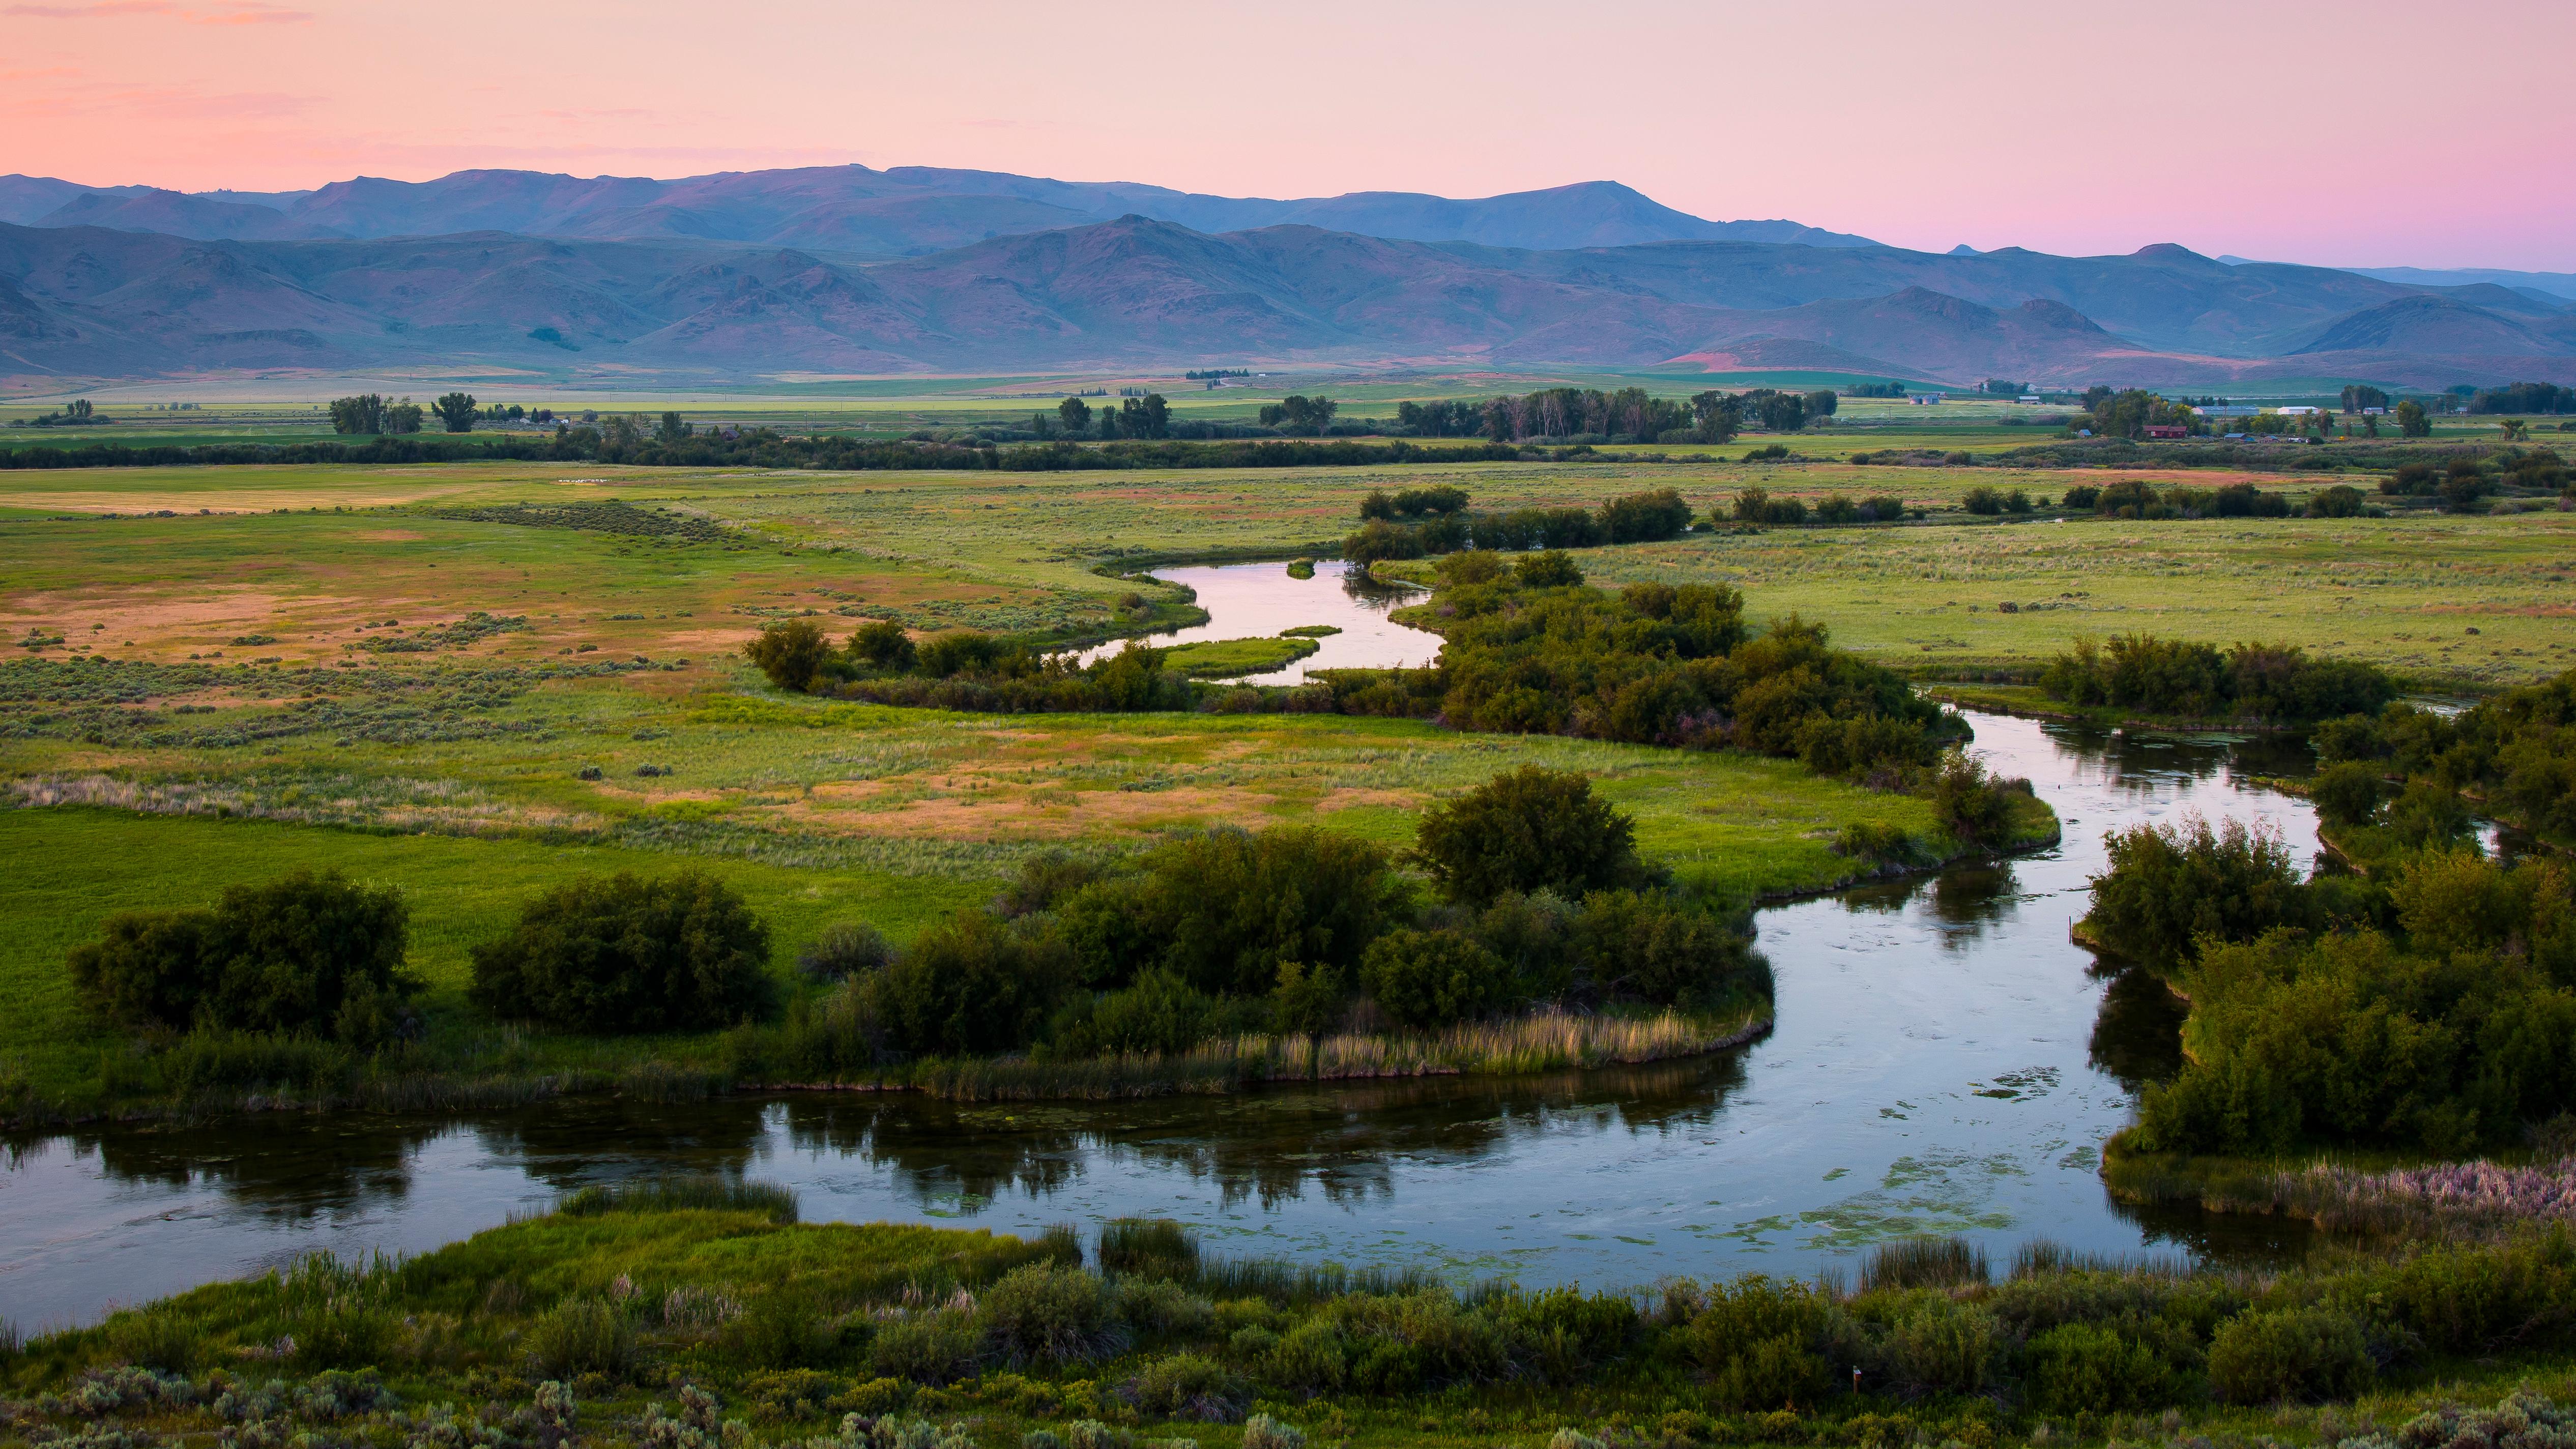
[2, 562, 2328, 1328]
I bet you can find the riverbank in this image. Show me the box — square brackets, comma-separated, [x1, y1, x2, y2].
[0, 1003, 1777, 1133]
[17, 1191, 2576, 1449]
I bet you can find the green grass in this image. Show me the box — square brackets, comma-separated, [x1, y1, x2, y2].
[1154, 635, 1320, 677]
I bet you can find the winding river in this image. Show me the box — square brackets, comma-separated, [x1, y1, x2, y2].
[0, 563, 2325, 1330]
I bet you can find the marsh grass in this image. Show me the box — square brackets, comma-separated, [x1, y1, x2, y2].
[557, 1175, 801, 1224]
[878, 1006, 1770, 1103]
[1860, 1235, 1990, 1291]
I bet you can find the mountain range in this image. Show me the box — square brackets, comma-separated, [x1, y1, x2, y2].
[0, 165, 2570, 388]
[0, 168, 1874, 256]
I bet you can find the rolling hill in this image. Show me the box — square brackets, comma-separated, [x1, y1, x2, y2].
[1, 212, 2570, 387]
[5, 166, 1880, 256]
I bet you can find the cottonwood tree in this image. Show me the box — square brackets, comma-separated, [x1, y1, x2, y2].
[430, 392, 478, 433]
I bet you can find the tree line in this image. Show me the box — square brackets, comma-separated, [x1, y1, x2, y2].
[64, 769, 1763, 1062]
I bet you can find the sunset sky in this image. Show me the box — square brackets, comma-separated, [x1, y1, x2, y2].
[3, 0, 2569, 270]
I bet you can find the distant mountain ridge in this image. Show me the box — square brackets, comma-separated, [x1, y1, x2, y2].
[0, 167, 1880, 255]
[6, 212, 2572, 388]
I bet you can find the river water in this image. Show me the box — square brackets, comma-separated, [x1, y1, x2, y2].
[0, 565, 2330, 1330]
[1071, 561, 1436, 683]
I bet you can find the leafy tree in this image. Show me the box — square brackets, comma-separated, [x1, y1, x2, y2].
[68, 868, 412, 1039]
[656, 411, 693, 444]
[469, 871, 773, 1033]
[863, 910, 1073, 1056]
[327, 394, 386, 434]
[1688, 390, 1742, 443]
[430, 392, 478, 433]
[846, 619, 915, 670]
[1598, 487, 1693, 542]
[2340, 384, 2390, 413]
[744, 619, 835, 692]
[385, 398, 424, 433]
[1118, 393, 1170, 439]
[2394, 399, 2431, 437]
[1057, 396, 1092, 434]
[1413, 766, 1645, 907]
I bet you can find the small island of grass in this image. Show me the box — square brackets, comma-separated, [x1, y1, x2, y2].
[1279, 624, 1341, 638]
[1156, 634, 1320, 678]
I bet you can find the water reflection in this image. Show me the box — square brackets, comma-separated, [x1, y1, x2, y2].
[2088, 970, 2189, 1092]
[3, 711, 2332, 1328]
[1072, 561, 1437, 682]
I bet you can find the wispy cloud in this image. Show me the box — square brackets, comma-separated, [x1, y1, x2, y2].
[5, 0, 310, 23]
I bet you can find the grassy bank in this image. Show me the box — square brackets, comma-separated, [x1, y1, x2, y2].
[18, 1193, 2576, 1449]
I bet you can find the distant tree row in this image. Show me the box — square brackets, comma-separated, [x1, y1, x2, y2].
[1040, 392, 1171, 440]
[2068, 388, 2205, 439]
[2467, 381, 2576, 415]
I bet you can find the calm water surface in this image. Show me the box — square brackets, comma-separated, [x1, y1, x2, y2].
[1, 583, 2331, 1327]
[1072, 562, 1435, 682]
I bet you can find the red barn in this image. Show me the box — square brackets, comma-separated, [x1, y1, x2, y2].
[2143, 424, 2189, 439]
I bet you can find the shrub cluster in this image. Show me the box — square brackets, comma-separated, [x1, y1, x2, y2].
[69, 868, 415, 1044]
[2086, 811, 2576, 1155]
[1424, 555, 1955, 784]
[468, 871, 775, 1034]
[1340, 487, 1696, 565]
[2039, 633, 2396, 723]
[829, 772, 1761, 1062]
[2317, 668, 2576, 838]
[56, 1209, 2576, 1434]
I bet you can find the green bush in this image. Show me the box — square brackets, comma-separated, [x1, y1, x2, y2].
[1060, 970, 1217, 1056]
[796, 921, 892, 982]
[68, 868, 411, 1039]
[1573, 890, 1756, 1007]
[2082, 817, 2305, 971]
[744, 619, 835, 692]
[1126, 1353, 1245, 1421]
[526, 1298, 635, 1379]
[1679, 1277, 1830, 1410]
[981, 1263, 1117, 1366]
[1116, 1279, 1217, 1339]
[1359, 929, 1507, 1029]
[1413, 766, 1646, 907]
[2020, 1322, 2173, 1414]
[1884, 1296, 1998, 1396]
[1059, 827, 1398, 998]
[2309, 761, 2385, 829]
[725, 1292, 836, 1368]
[2133, 920, 2576, 1156]
[863, 910, 1072, 1057]
[1930, 753, 2019, 847]
[1513, 550, 1586, 588]
[869, 1310, 980, 1385]
[2205, 1306, 2372, 1404]
[469, 871, 773, 1034]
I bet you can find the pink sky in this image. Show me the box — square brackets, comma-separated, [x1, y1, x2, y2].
[4, 0, 2570, 270]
